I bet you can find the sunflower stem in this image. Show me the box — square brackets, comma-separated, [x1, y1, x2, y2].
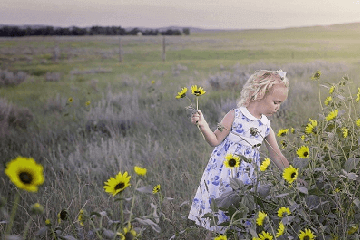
[23, 218, 33, 240]
[5, 192, 20, 236]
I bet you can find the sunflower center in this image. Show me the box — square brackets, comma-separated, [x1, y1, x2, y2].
[303, 236, 310, 240]
[19, 172, 33, 184]
[280, 132, 286, 136]
[291, 172, 297, 179]
[114, 182, 125, 190]
[180, 93, 186, 98]
[194, 91, 201, 95]
[229, 159, 236, 167]
[303, 152, 309, 157]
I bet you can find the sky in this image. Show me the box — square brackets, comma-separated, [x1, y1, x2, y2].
[1, 0, 360, 30]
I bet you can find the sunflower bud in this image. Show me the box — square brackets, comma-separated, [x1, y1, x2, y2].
[30, 203, 44, 215]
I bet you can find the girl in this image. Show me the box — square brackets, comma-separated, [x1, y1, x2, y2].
[188, 70, 290, 233]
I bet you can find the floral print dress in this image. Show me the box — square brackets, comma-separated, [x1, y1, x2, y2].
[188, 107, 271, 232]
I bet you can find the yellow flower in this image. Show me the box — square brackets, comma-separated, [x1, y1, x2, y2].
[329, 85, 335, 94]
[85, 101, 91, 106]
[175, 87, 188, 99]
[290, 128, 295, 133]
[45, 219, 51, 226]
[299, 228, 316, 240]
[356, 119, 360, 127]
[278, 207, 291, 218]
[300, 135, 306, 141]
[341, 127, 348, 138]
[258, 231, 273, 240]
[326, 109, 338, 121]
[117, 223, 137, 240]
[78, 209, 85, 226]
[30, 203, 44, 215]
[224, 153, 240, 168]
[282, 165, 299, 184]
[5, 156, 44, 192]
[104, 171, 131, 196]
[58, 209, 69, 224]
[356, 87, 360, 102]
[280, 140, 287, 149]
[68, 97, 73, 103]
[277, 129, 289, 137]
[347, 224, 358, 235]
[134, 166, 147, 176]
[311, 70, 321, 80]
[276, 222, 285, 237]
[256, 211, 267, 226]
[297, 146, 309, 158]
[214, 235, 227, 240]
[324, 96, 332, 106]
[260, 158, 271, 171]
[153, 184, 161, 194]
[191, 85, 206, 96]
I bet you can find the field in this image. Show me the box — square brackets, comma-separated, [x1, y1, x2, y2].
[1, 23, 360, 239]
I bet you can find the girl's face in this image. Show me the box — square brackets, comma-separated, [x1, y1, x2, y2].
[258, 83, 288, 117]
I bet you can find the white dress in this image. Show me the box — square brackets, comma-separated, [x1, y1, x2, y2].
[188, 107, 271, 232]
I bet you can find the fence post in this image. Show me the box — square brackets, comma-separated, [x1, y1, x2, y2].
[162, 35, 166, 62]
[119, 37, 123, 62]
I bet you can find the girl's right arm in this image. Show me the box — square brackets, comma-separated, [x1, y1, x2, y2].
[191, 109, 234, 147]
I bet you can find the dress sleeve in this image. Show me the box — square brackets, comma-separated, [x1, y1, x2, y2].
[264, 119, 271, 138]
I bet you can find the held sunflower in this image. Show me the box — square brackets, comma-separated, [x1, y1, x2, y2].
[297, 146, 310, 158]
[298, 228, 316, 240]
[191, 85, 206, 96]
[175, 87, 188, 99]
[5, 156, 44, 192]
[224, 154, 240, 168]
[282, 165, 299, 184]
[104, 171, 131, 196]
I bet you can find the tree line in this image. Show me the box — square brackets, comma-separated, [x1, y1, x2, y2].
[0, 25, 191, 37]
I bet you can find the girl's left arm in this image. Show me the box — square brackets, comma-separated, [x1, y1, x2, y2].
[264, 128, 289, 170]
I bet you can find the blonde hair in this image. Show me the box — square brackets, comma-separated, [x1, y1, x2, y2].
[237, 70, 289, 107]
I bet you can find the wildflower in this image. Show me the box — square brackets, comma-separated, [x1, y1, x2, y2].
[68, 97, 73, 103]
[356, 87, 360, 102]
[276, 222, 285, 237]
[326, 109, 338, 121]
[117, 223, 137, 240]
[258, 231, 273, 240]
[45, 219, 51, 226]
[324, 96, 332, 106]
[282, 165, 299, 184]
[85, 101, 91, 106]
[191, 85, 206, 96]
[5, 156, 44, 192]
[280, 139, 287, 149]
[297, 146, 309, 158]
[104, 171, 131, 196]
[299, 228, 316, 240]
[311, 70, 321, 80]
[260, 158, 270, 171]
[152, 184, 161, 194]
[356, 119, 360, 127]
[278, 207, 291, 218]
[300, 135, 306, 141]
[347, 224, 358, 235]
[256, 211, 267, 226]
[78, 209, 85, 226]
[151, 80, 155, 84]
[290, 128, 295, 133]
[329, 85, 335, 94]
[134, 166, 147, 176]
[277, 129, 289, 137]
[341, 127, 348, 138]
[30, 203, 44, 215]
[224, 153, 240, 168]
[214, 235, 227, 240]
[175, 87, 188, 99]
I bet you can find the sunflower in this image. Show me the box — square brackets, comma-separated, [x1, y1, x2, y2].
[311, 70, 321, 80]
[280, 140, 287, 149]
[290, 128, 295, 134]
[297, 146, 309, 158]
[68, 97, 73, 103]
[305, 118, 317, 135]
[85, 101, 91, 106]
[224, 153, 240, 168]
[30, 203, 44, 215]
[277, 129, 289, 137]
[175, 87, 188, 99]
[153, 184, 161, 194]
[356, 87, 360, 102]
[78, 209, 85, 226]
[342, 127, 348, 138]
[5, 156, 44, 192]
[134, 166, 147, 176]
[324, 96, 332, 106]
[191, 85, 206, 96]
[45, 219, 51, 226]
[260, 158, 271, 171]
[329, 85, 335, 94]
[117, 223, 137, 240]
[278, 207, 291, 218]
[326, 109, 338, 121]
[356, 119, 360, 127]
[276, 222, 285, 237]
[104, 171, 131, 196]
[282, 165, 299, 184]
[256, 211, 267, 226]
[258, 231, 273, 240]
[214, 235, 227, 240]
[299, 228, 316, 240]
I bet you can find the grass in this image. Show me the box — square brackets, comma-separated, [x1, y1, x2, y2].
[1, 22, 360, 239]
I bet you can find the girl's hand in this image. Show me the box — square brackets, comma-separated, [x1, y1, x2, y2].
[191, 110, 206, 127]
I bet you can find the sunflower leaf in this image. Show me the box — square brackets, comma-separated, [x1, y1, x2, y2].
[292, 157, 309, 169]
[59, 235, 77, 240]
[134, 217, 161, 233]
[344, 158, 360, 172]
[136, 185, 154, 194]
[35, 226, 48, 236]
[297, 186, 308, 195]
